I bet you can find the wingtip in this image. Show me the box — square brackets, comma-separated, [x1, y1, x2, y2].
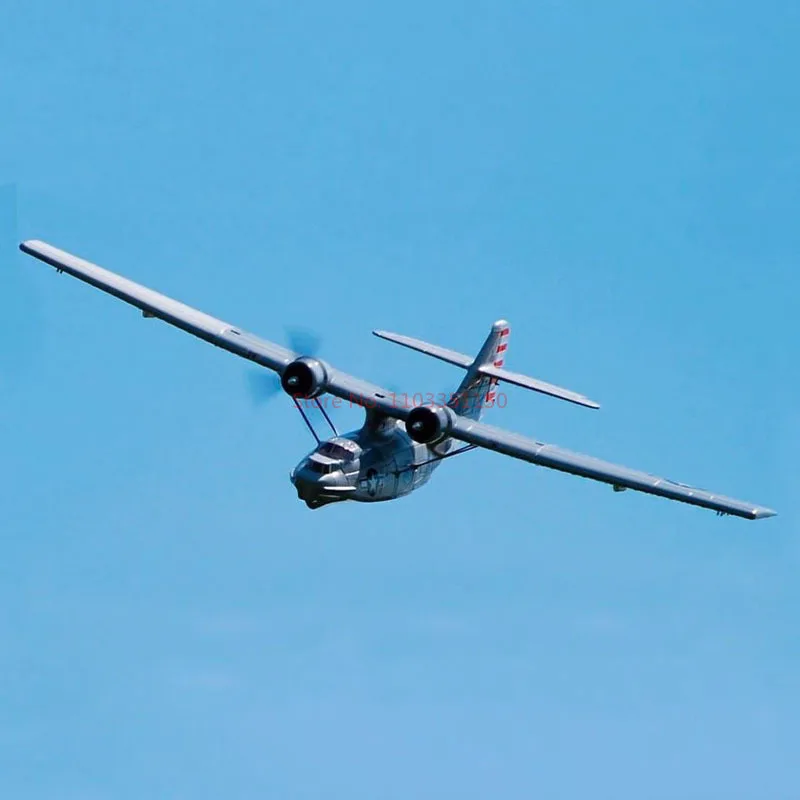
[573, 394, 601, 410]
[753, 507, 778, 520]
[19, 239, 49, 255]
[574, 396, 601, 410]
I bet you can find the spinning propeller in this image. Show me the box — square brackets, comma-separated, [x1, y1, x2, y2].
[246, 325, 323, 405]
[245, 324, 405, 445]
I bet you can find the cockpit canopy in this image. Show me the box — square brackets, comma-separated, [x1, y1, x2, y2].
[304, 438, 361, 474]
[316, 441, 358, 461]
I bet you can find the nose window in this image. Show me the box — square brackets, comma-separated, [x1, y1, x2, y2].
[309, 460, 336, 474]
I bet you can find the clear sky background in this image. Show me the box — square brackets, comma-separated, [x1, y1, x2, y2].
[1, 1, 798, 798]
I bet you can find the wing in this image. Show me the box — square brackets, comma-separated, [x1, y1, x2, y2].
[448, 416, 776, 520]
[20, 240, 406, 415]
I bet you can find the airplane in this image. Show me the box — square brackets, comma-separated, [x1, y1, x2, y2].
[19, 239, 776, 521]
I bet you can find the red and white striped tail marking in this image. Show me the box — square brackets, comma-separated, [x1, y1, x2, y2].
[485, 324, 510, 404]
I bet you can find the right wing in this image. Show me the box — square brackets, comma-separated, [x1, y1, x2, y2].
[448, 415, 776, 520]
[20, 240, 408, 417]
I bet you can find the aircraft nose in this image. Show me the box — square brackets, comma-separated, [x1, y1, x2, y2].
[290, 462, 350, 509]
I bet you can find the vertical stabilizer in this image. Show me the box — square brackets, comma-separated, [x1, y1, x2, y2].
[447, 320, 510, 420]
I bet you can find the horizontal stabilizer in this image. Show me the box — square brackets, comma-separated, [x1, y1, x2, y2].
[374, 326, 600, 409]
[372, 330, 473, 368]
[478, 365, 600, 409]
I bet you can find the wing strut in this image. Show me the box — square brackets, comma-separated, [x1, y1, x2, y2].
[292, 398, 320, 444]
[314, 398, 339, 437]
[292, 397, 339, 444]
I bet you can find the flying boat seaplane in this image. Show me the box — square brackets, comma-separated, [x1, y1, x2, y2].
[19, 240, 776, 520]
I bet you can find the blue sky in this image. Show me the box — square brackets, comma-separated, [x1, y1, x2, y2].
[1, 1, 798, 797]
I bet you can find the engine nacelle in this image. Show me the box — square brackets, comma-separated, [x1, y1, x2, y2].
[405, 404, 456, 445]
[280, 357, 329, 398]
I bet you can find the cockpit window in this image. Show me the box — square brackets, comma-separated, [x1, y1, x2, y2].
[317, 442, 356, 461]
[308, 460, 336, 474]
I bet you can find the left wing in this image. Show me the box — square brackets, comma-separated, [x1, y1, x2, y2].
[19, 240, 408, 417]
[447, 415, 776, 520]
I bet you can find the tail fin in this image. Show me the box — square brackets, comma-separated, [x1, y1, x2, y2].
[372, 321, 599, 413]
[447, 320, 510, 420]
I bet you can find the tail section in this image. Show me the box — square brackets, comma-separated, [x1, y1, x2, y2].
[372, 321, 599, 414]
[447, 320, 510, 420]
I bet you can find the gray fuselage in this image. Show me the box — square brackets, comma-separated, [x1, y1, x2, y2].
[290, 418, 451, 509]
